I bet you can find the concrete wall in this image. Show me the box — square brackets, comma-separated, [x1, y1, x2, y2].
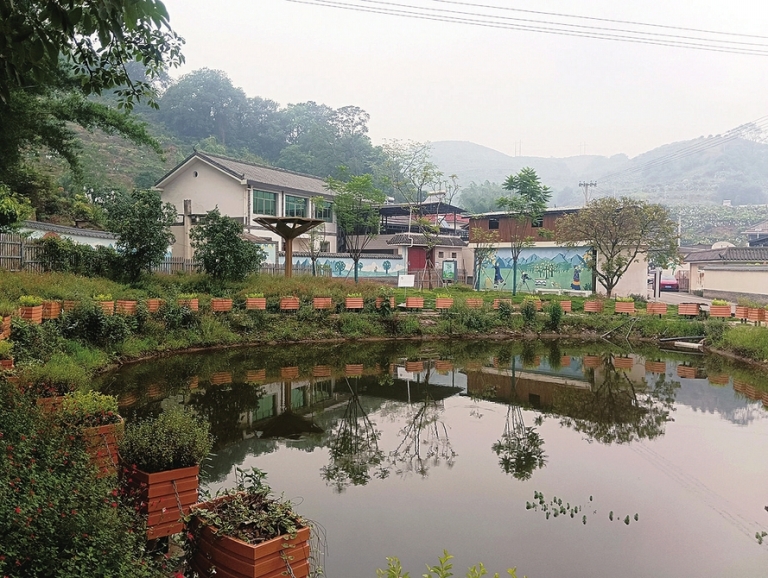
[279, 254, 405, 278]
[594, 254, 648, 298]
[690, 265, 768, 304]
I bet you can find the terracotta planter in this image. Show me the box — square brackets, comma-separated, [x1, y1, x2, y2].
[404, 360, 424, 373]
[1, 315, 10, 339]
[345, 297, 364, 310]
[36, 395, 64, 413]
[465, 298, 484, 309]
[747, 308, 765, 324]
[98, 301, 115, 316]
[42, 300, 62, 319]
[313, 297, 333, 310]
[189, 500, 311, 578]
[613, 356, 634, 370]
[146, 298, 164, 313]
[178, 298, 199, 312]
[560, 356, 571, 367]
[644, 360, 666, 374]
[435, 297, 454, 310]
[245, 298, 267, 311]
[735, 306, 749, 321]
[211, 298, 233, 312]
[115, 300, 138, 315]
[375, 297, 395, 309]
[583, 355, 602, 368]
[312, 365, 332, 379]
[345, 364, 364, 377]
[646, 302, 667, 316]
[733, 380, 747, 394]
[189, 376, 199, 390]
[210, 372, 233, 385]
[584, 301, 603, 313]
[0, 358, 14, 369]
[493, 298, 512, 310]
[558, 301, 572, 313]
[280, 366, 299, 380]
[280, 297, 300, 311]
[614, 301, 635, 315]
[246, 369, 266, 383]
[19, 305, 43, 324]
[117, 392, 138, 408]
[62, 300, 77, 312]
[405, 297, 424, 309]
[709, 305, 731, 318]
[82, 418, 124, 477]
[532, 300, 543, 311]
[708, 374, 729, 386]
[676, 365, 698, 379]
[121, 465, 199, 539]
[678, 303, 700, 317]
[434, 360, 453, 373]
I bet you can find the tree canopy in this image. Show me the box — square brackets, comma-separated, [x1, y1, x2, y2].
[556, 197, 678, 297]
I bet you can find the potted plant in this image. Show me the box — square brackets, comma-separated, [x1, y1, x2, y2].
[678, 303, 700, 317]
[21, 363, 81, 413]
[41, 298, 62, 320]
[0, 301, 14, 339]
[58, 391, 123, 477]
[115, 295, 139, 315]
[178, 293, 200, 311]
[465, 297, 484, 309]
[279, 295, 300, 311]
[748, 305, 766, 325]
[493, 298, 513, 310]
[709, 299, 731, 318]
[119, 407, 214, 539]
[93, 294, 114, 315]
[210, 297, 233, 312]
[405, 295, 424, 309]
[584, 299, 603, 313]
[245, 293, 267, 310]
[435, 294, 454, 310]
[18, 295, 43, 324]
[0, 340, 13, 369]
[734, 300, 750, 322]
[185, 468, 312, 578]
[614, 297, 635, 315]
[345, 293, 364, 310]
[557, 300, 572, 314]
[646, 302, 667, 317]
[375, 287, 395, 309]
[146, 297, 165, 313]
[312, 295, 333, 310]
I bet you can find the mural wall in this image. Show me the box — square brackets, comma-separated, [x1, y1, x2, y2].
[278, 255, 405, 279]
[477, 246, 593, 292]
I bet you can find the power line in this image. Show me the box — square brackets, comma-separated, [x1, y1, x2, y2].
[285, 0, 768, 56]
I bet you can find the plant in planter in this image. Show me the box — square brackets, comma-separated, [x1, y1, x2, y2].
[185, 467, 313, 578]
[280, 295, 300, 311]
[21, 360, 85, 412]
[93, 293, 115, 315]
[210, 296, 233, 312]
[58, 391, 123, 476]
[120, 408, 214, 539]
[0, 340, 13, 369]
[18, 295, 43, 324]
[115, 294, 139, 315]
[0, 301, 14, 339]
[709, 299, 731, 318]
[435, 294, 454, 310]
[345, 292, 364, 310]
[41, 298, 62, 319]
[245, 292, 267, 310]
[146, 296, 165, 313]
[614, 296, 635, 315]
[178, 293, 200, 311]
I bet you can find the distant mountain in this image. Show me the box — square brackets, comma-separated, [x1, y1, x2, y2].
[430, 138, 768, 207]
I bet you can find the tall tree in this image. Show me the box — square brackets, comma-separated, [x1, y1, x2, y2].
[328, 174, 385, 283]
[102, 189, 177, 281]
[555, 197, 678, 298]
[496, 167, 551, 295]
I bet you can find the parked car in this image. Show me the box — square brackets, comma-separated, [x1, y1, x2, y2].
[659, 274, 679, 292]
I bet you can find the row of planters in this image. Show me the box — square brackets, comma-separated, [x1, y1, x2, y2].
[17, 383, 314, 578]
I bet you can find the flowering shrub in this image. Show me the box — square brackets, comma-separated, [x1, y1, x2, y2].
[18, 295, 43, 307]
[58, 390, 121, 428]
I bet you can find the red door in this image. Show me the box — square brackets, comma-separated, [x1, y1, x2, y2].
[408, 247, 427, 272]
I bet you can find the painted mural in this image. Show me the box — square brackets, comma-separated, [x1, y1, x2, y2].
[278, 255, 405, 278]
[477, 246, 593, 292]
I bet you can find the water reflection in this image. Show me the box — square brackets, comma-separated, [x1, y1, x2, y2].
[492, 404, 546, 480]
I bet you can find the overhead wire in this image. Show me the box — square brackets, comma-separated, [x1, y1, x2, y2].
[284, 0, 768, 56]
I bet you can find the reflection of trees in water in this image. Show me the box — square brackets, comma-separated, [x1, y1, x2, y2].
[321, 379, 387, 492]
[552, 355, 679, 444]
[492, 405, 546, 480]
[188, 383, 266, 449]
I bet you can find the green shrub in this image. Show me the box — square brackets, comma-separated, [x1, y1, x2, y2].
[18, 295, 43, 306]
[160, 302, 200, 331]
[711, 299, 728, 306]
[498, 301, 513, 321]
[119, 407, 213, 473]
[9, 317, 66, 363]
[338, 313, 381, 338]
[0, 340, 12, 359]
[615, 296, 634, 302]
[60, 305, 134, 347]
[546, 301, 563, 331]
[58, 390, 120, 428]
[20, 354, 89, 396]
[520, 300, 537, 327]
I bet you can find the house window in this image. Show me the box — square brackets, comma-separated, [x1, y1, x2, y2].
[253, 190, 276, 216]
[320, 241, 330, 252]
[532, 217, 543, 228]
[315, 201, 333, 222]
[451, 252, 457, 258]
[489, 219, 499, 230]
[438, 251, 444, 258]
[285, 195, 307, 217]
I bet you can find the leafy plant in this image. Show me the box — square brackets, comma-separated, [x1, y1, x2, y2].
[245, 292, 264, 298]
[520, 299, 537, 327]
[119, 407, 213, 473]
[546, 301, 563, 331]
[0, 340, 12, 359]
[93, 293, 113, 302]
[58, 390, 121, 428]
[18, 295, 43, 307]
[615, 296, 634, 302]
[20, 355, 89, 397]
[376, 550, 521, 578]
[177, 293, 198, 299]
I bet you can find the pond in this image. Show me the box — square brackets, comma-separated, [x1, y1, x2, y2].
[98, 340, 768, 577]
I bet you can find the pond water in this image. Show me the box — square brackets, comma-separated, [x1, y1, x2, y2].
[98, 340, 768, 578]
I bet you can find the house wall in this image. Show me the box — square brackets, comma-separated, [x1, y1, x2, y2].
[469, 212, 567, 243]
[278, 254, 405, 278]
[23, 228, 116, 248]
[690, 265, 768, 303]
[594, 253, 648, 298]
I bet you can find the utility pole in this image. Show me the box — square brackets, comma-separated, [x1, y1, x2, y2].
[579, 181, 597, 205]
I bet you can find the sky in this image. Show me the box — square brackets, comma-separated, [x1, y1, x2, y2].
[160, 0, 768, 159]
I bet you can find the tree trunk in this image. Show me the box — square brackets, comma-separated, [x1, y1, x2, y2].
[354, 259, 359, 283]
[512, 258, 518, 296]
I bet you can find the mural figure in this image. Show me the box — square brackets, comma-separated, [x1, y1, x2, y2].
[571, 267, 581, 290]
[494, 262, 504, 286]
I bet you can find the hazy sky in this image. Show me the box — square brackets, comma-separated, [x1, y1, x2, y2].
[161, 0, 768, 159]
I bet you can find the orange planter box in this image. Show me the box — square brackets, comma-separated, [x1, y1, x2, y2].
[747, 308, 765, 324]
[584, 301, 603, 313]
[280, 297, 300, 311]
[115, 300, 137, 315]
[122, 465, 199, 539]
[19, 305, 43, 324]
[558, 301, 572, 313]
[375, 296, 395, 309]
[735, 306, 749, 320]
[493, 298, 513, 310]
[245, 298, 266, 310]
[312, 365, 332, 379]
[313, 297, 333, 310]
[709, 305, 731, 318]
[210, 372, 232, 385]
[583, 355, 602, 368]
[211, 298, 233, 312]
[676, 365, 698, 379]
[345, 297, 364, 310]
[678, 303, 700, 317]
[280, 366, 300, 380]
[435, 297, 454, 310]
[146, 298, 164, 313]
[435, 360, 453, 372]
[405, 297, 424, 309]
[0, 315, 10, 340]
[98, 301, 115, 316]
[644, 360, 666, 374]
[178, 298, 199, 311]
[42, 301, 62, 319]
[614, 356, 634, 370]
[345, 364, 364, 377]
[62, 300, 77, 312]
[708, 374, 729, 386]
[82, 418, 124, 477]
[246, 369, 266, 383]
[560, 356, 571, 367]
[405, 360, 424, 373]
[465, 298, 484, 309]
[614, 301, 635, 315]
[646, 302, 667, 316]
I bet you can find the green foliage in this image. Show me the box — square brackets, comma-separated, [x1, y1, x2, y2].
[119, 407, 213, 473]
[36, 237, 123, 279]
[711, 299, 728, 306]
[376, 551, 520, 578]
[0, 184, 32, 231]
[615, 296, 634, 302]
[0, 340, 12, 359]
[160, 301, 200, 330]
[338, 313, 382, 338]
[101, 189, 177, 281]
[718, 325, 768, 360]
[9, 317, 66, 363]
[546, 301, 563, 331]
[497, 300, 513, 321]
[18, 295, 43, 306]
[60, 304, 134, 346]
[20, 354, 89, 396]
[93, 294, 113, 302]
[58, 390, 120, 428]
[190, 207, 267, 280]
[520, 300, 537, 327]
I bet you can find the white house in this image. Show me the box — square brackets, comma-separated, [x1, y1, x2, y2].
[155, 152, 337, 260]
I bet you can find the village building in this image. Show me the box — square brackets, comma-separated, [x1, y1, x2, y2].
[684, 246, 768, 303]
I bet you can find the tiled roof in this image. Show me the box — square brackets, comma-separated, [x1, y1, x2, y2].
[685, 247, 768, 263]
[741, 219, 768, 234]
[387, 233, 467, 247]
[23, 220, 116, 240]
